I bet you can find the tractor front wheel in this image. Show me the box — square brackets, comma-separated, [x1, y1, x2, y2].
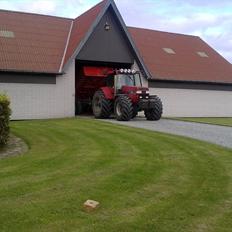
[145, 96, 163, 121]
[132, 106, 138, 119]
[92, 90, 112, 119]
[115, 95, 133, 121]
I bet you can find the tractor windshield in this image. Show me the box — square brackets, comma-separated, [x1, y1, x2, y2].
[115, 73, 142, 89]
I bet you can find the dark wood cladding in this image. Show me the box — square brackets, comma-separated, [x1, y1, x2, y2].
[0, 72, 56, 84]
[149, 80, 232, 91]
[77, 7, 134, 64]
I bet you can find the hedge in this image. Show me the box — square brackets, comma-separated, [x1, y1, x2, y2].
[0, 94, 11, 145]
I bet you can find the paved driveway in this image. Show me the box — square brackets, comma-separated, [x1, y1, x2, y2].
[101, 117, 232, 149]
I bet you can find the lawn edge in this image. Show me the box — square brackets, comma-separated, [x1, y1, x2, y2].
[164, 117, 232, 128]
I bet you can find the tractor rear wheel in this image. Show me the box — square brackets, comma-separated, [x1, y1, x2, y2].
[92, 90, 112, 119]
[145, 96, 163, 121]
[115, 95, 133, 121]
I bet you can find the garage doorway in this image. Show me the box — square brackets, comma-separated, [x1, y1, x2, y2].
[75, 60, 131, 115]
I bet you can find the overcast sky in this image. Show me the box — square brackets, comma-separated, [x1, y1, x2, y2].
[0, 0, 231, 63]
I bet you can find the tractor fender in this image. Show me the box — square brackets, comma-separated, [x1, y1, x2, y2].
[100, 87, 114, 100]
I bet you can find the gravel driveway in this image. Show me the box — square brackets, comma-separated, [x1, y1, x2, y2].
[101, 117, 232, 149]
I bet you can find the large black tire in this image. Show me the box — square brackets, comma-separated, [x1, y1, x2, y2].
[115, 95, 133, 121]
[92, 90, 112, 119]
[145, 96, 163, 121]
[132, 105, 138, 119]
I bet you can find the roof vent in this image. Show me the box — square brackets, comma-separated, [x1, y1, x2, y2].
[163, 48, 176, 54]
[0, 30, 15, 38]
[197, 51, 208, 58]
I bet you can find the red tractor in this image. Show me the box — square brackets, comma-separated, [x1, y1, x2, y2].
[76, 66, 163, 121]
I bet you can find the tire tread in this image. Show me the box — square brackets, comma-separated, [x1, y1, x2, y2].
[145, 96, 163, 121]
[92, 90, 112, 119]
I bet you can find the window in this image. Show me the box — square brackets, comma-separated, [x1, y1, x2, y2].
[115, 74, 142, 90]
[197, 51, 208, 58]
[163, 48, 176, 54]
[0, 30, 15, 38]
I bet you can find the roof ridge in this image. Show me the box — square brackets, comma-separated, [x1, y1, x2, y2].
[73, 0, 108, 21]
[59, 21, 74, 73]
[128, 26, 200, 38]
[0, 8, 73, 20]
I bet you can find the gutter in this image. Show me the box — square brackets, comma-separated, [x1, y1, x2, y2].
[0, 69, 63, 76]
[149, 78, 232, 86]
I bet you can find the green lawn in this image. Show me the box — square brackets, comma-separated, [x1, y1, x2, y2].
[1, 118, 232, 232]
[173, 117, 232, 127]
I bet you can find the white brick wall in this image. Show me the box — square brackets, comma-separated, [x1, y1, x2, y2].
[150, 87, 232, 117]
[0, 60, 75, 120]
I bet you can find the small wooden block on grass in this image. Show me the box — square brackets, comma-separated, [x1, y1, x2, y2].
[83, 200, 100, 212]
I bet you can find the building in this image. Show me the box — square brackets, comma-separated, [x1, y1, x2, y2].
[129, 28, 232, 117]
[0, 0, 231, 119]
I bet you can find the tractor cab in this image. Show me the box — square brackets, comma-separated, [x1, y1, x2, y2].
[114, 69, 150, 103]
[115, 70, 142, 90]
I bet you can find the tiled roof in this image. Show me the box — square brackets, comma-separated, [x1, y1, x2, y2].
[0, 10, 72, 73]
[129, 27, 232, 84]
[0, 0, 107, 74]
[0, 0, 232, 84]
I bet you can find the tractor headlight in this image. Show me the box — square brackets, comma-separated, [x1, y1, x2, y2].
[136, 90, 142, 94]
[120, 68, 124, 73]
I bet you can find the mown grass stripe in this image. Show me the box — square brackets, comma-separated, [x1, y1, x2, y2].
[0, 118, 231, 232]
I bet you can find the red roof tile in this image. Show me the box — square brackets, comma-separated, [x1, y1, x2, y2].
[0, 10, 72, 73]
[129, 27, 232, 84]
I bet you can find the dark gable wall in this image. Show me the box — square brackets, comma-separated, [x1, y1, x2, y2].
[77, 7, 134, 64]
[149, 81, 232, 91]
